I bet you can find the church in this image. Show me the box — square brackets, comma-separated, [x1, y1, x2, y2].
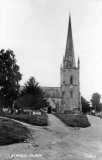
[42, 15, 81, 113]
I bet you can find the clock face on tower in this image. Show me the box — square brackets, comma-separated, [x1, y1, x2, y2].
[69, 85, 73, 89]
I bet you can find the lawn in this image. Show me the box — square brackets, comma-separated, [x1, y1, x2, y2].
[0, 113, 48, 126]
[0, 117, 31, 146]
[55, 113, 90, 128]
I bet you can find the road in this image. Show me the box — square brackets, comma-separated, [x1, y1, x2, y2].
[0, 114, 102, 160]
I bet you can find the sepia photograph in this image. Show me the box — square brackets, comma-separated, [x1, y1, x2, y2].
[0, 0, 102, 159]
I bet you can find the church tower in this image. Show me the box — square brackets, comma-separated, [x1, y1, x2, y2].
[60, 15, 81, 112]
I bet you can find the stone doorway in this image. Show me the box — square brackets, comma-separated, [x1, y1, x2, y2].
[47, 106, 52, 114]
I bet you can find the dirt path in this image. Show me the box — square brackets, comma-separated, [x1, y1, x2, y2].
[0, 115, 102, 160]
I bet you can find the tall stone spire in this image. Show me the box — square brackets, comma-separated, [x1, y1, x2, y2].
[60, 14, 81, 113]
[64, 14, 76, 68]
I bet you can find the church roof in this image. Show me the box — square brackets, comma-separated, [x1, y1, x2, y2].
[41, 87, 61, 98]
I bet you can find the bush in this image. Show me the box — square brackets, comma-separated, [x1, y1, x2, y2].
[64, 110, 75, 114]
[55, 113, 90, 128]
[0, 113, 48, 126]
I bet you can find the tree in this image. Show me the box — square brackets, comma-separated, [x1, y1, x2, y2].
[81, 96, 90, 114]
[19, 77, 49, 110]
[91, 93, 101, 112]
[99, 103, 102, 112]
[0, 49, 22, 109]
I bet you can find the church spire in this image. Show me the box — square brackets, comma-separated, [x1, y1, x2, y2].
[64, 14, 76, 68]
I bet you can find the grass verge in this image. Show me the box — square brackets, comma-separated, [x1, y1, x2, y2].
[0, 114, 48, 126]
[97, 115, 102, 118]
[55, 113, 90, 128]
[0, 117, 31, 146]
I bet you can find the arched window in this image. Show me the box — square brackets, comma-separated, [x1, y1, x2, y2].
[70, 76, 73, 85]
[70, 90, 73, 98]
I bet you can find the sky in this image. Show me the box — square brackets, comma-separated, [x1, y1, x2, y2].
[0, 0, 102, 101]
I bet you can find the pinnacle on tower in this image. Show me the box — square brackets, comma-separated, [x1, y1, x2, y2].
[64, 14, 76, 68]
[78, 57, 80, 68]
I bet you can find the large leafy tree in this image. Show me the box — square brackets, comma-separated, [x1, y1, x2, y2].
[91, 93, 101, 112]
[0, 49, 22, 108]
[18, 77, 49, 110]
[81, 96, 90, 114]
